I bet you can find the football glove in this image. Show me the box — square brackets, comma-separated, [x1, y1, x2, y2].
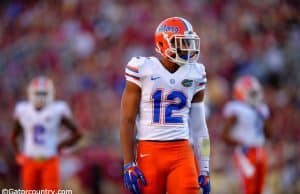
[199, 171, 210, 194]
[124, 162, 146, 194]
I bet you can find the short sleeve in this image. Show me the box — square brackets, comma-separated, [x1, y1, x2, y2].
[125, 57, 143, 87]
[57, 102, 72, 118]
[259, 104, 270, 120]
[13, 103, 23, 120]
[194, 63, 207, 94]
[223, 102, 238, 118]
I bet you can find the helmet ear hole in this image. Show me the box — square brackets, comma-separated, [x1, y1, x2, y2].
[159, 42, 163, 47]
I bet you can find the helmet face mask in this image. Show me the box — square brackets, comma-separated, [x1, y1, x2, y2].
[247, 87, 263, 106]
[28, 77, 54, 109]
[155, 17, 200, 65]
[168, 35, 200, 63]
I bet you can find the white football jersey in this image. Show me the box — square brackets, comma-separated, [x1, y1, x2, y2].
[14, 101, 72, 158]
[223, 100, 269, 146]
[125, 56, 207, 140]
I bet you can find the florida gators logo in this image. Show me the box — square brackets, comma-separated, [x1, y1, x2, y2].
[182, 79, 193, 87]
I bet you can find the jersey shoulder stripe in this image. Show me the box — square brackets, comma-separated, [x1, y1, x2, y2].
[126, 65, 139, 73]
[125, 56, 155, 82]
[125, 57, 146, 77]
[125, 72, 140, 80]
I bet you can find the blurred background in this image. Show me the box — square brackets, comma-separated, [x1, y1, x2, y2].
[0, 0, 299, 193]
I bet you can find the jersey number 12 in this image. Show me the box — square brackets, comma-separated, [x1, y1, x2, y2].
[151, 90, 187, 124]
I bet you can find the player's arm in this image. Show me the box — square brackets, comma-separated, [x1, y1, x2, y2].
[263, 118, 272, 139]
[120, 81, 146, 193]
[191, 90, 211, 193]
[221, 115, 241, 146]
[191, 90, 210, 172]
[120, 81, 141, 164]
[58, 117, 81, 151]
[11, 119, 23, 153]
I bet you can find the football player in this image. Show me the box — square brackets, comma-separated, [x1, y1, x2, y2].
[120, 17, 211, 194]
[221, 75, 271, 194]
[11, 76, 81, 190]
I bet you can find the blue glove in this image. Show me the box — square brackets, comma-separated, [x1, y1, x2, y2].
[124, 162, 147, 194]
[199, 172, 210, 194]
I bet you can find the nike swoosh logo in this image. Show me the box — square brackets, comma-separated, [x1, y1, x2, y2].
[151, 76, 160, 80]
[140, 154, 150, 158]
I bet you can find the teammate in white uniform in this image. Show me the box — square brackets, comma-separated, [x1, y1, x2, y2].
[223, 101, 269, 147]
[120, 17, 211, 194]
[14, 101, 72, 158]
[11, 76, 81, 190]
[221, 75, 271, 194]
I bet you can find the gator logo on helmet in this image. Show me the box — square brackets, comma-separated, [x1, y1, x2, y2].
[158, 25, 179, 33]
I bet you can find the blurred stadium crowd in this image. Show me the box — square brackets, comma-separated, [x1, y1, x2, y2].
[0, 0, 299, 193]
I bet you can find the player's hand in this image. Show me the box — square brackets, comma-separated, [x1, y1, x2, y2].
[199, 171, 210, 194]
[123, 162, 147, 194]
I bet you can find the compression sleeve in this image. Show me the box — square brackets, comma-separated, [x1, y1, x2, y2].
[190, 102, 210, 173]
